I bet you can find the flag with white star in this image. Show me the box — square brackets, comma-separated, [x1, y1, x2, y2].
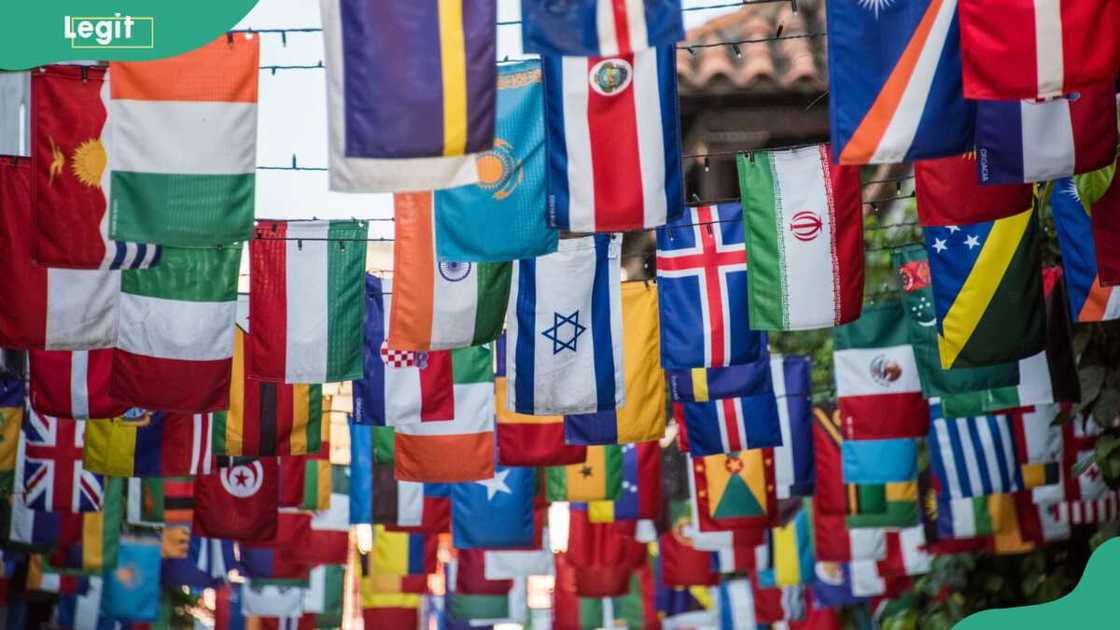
[450, 466, 536, 550]
[921, 208, 1045, 370]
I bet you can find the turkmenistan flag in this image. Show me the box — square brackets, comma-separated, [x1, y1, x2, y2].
[546, 445, 622, 502]
[893, 244, 1020, 397]
[923, 207, 1045, 369]
[108, 35, 258, 247]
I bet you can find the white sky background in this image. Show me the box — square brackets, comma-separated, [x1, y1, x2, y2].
[238, 0, 735, 238]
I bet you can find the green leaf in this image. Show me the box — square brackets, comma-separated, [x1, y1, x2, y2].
[1075, 161, 1117, 207]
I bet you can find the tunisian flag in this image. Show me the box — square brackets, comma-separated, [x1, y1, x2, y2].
[192, 458, 278, 542]
[958, 0, 1120, 100]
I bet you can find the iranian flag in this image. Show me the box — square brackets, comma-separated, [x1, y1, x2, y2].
[389, 192, 511, 351]
[738, 143, 863, 330]
[395, 345, 495, 483]
[112, 245, 241, 413]
[107, 35, 258, 247]
[250, 219, 367, 384]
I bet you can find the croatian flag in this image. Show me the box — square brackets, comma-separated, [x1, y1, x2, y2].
[827, 0, 973, 164]
[521, 0, 685, 56]
[975, 84, 1118, 184]
[543, 46, 684, 232]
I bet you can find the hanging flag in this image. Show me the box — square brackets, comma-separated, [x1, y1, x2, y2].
[771, 355, 814, 499]
[924, 208, 1045, 369]
[300, 466, 350, 565]
[689, 451, 776, 532]
[842, 438, 918, 485]
[827, 0, 973, 164]
[833, 301, 930, 440]
[717, 579, 757, 630]
[564, 282, 665, 445]
[588, 441, 660, 522]
[659, 529, 718, 588]
[928, 406, 1025, 499]
[434, 60, 558, 262]
[18, 412, 103, 512]
[975, 85, 1118, 184]
[546, 445, 622, 502]
[565, 504, 647, 595]
[319, 0, 482, 193]
[655, 203, 762, 369]
[112, 244, 241, 412]
[0, 378, 22, 486]
[377, 469, 451, 534]
[451, 466, 536, 549]
[543, 45, 684, 232]
[485, 543, 554, 580]
[192, 459, 279, 542]
[1051, 177, 1120, 322]
[100, 538, 161, 622]
[161, 535, 235, 588]
[44, 478, 123, 573]
[665, 353, 772, 403]
[521, 0, 683, 55]
[250, 219, 366, 383]
[108, 35, 258, 246]
[390, 193, 510, 351]
[506, 234, 623, 415]
[395, 346, 495, 482]
[361, 591, 421, 629]
[349, 420, 373, 524]
[448, 551, 515, 622]
[29, 66, 159, 270]
[892, 245, 1021, 397]
[239, 515, 315, 582]
[242, 582, 306, 618]
[0, 159, 119, 351]
[915, 153, 1033, 226]
[329, 0, 495, 158]
[1086, 161, 1120, 286]
[366, 525, 435, 593]
[760, 506, 814, 587]
[958, 0, 1120, 100]
[214, 326, 325, 457]
[737, 144, 863, 330]
[82, 412, 213, 477]
[304, 564, 345, 628]
[128, 476, 195, 525]
[496, 334, 587, 467]
[28, 349, 127, 419]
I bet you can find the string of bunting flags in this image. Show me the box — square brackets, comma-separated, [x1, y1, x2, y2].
[0, 0, 1118, 627]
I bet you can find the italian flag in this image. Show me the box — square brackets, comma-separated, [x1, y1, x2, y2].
[390, 192, 511, 351]
[249, 219, 367, 384]
[107, 35, 258, 247]
[111, 245, 241, 413]
[738, 144, 864, 330]
[395, 346, 495, 483]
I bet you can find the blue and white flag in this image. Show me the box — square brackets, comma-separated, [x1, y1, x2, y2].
[101, 538, 161, 622]
[349, 419, 373, 524]
[929, 407, 1024, 499]
[717, 578, 756, 630]
[772, 355, 814, 498]
[506, 234, 623, 415]
[676, 392, 782, 456]
[451, 466, 536, 549]
[162, 535, 235, 589]
[521, 0, 684, 56]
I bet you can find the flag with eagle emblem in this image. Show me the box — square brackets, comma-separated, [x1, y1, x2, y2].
[737, 144, 864, 330]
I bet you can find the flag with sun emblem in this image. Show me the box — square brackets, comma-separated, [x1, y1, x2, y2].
[689, 451, 777, 532]
[506, 234, 624, 416]
[914, 153, 1033, 227]
[737, 144, 864, 330]
[434, 60, 558, 262]
[827, 0, 973, 164]
[543, 45, 684, 232]
[923, 208, 1045, 369]
[30, 65, 161, 270]
[390, 192, 511, 351]
[108, 35, 258, 247]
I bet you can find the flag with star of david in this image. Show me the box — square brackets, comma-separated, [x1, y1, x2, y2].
[450, 466, 537, 550]
[505, 233, 624, 415]
[922, 208, 1045, 369]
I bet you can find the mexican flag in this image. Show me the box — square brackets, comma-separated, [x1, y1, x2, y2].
[390, 192, 511, 351]
[738, 143, 864, 331]
[249, 219, 367, 384]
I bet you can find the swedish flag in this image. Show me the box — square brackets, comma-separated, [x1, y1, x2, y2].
[924, 207, 1045, 369]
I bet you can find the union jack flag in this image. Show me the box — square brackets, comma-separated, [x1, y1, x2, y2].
[655, 203, 764, 369]
[19, 411, 103, 512]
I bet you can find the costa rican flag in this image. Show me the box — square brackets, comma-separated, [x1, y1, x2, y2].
[521, 0, 685, 56]
[18, 411, 104, 513]
[544, 45, 684, 233]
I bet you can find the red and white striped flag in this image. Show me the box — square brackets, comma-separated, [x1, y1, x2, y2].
[29, 350, 128, 419]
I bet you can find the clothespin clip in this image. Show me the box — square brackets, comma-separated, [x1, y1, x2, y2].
[896, 180, 902, 193]
[791, 0, 799, 13]
[297, 239, 303, 251]
[280, 31, 287, 47]
[730, 42, 742, 58]
[690, 192, 702, 204]
[775, 24, 784, 39]
[748, 152, 755, 163]
[703, 156, 710, 173]
[339, 240, 346, 251]
[317, 60, 324, 68]
[291, 154, 298, 170]
[80, 66, 88, 83]
[686, 46, 696, 56]
[226, 31, 234, 45]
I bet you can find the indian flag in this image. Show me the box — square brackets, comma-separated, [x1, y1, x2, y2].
[249, 219, 367, 384]
[738, 144, 864, 330]
[107, 34, 258, 247]
[395, 345, 495, 483]
[111, 245, 241, 413]
[390, 192, 511, 351]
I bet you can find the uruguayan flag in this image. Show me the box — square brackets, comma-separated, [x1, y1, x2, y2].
[929, 406, 1023, 499]
[506, 234, 623, 415]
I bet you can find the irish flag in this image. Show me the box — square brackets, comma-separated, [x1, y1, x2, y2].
[250, 219, 367, 384]
[395, 345, 495, 483]
[108, 35, 258, 247]
[111, 245, 241, 413]
[390, 192, 511, 351]
[738, 144, 864, 330]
